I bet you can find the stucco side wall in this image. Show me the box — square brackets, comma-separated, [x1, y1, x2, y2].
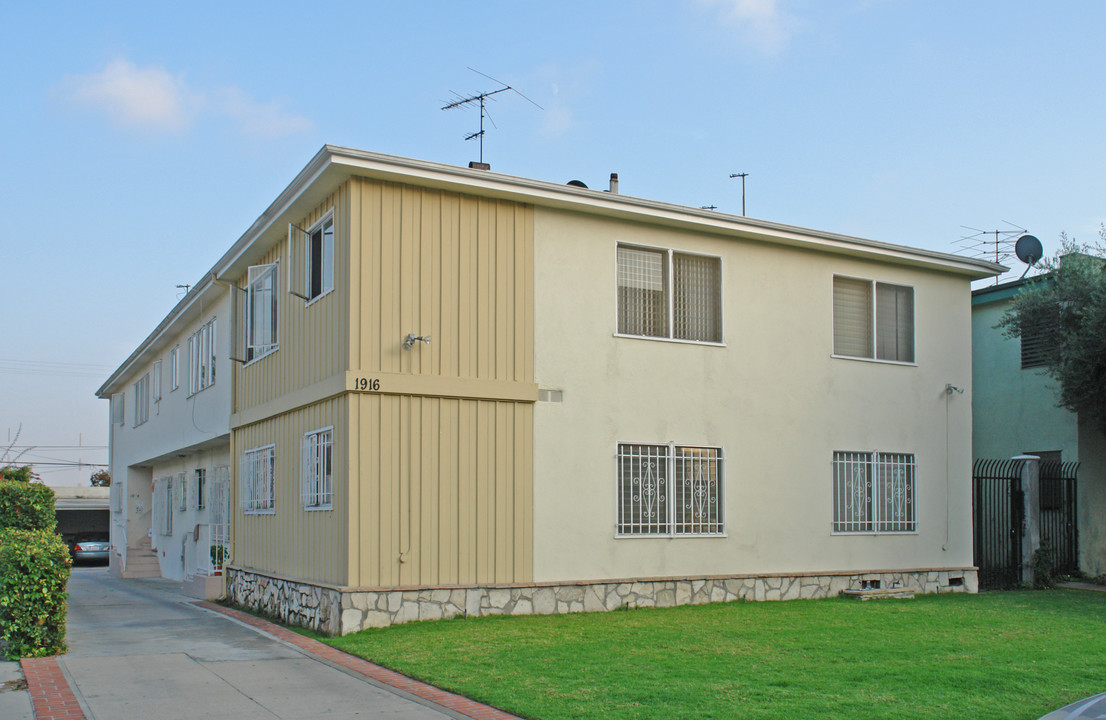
[148, 447, 231, 581]
[971, 296, 1079, 460]
[532, 208, 975, 583]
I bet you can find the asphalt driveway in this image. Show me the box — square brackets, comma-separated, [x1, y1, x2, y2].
[56, 568, 471, 719]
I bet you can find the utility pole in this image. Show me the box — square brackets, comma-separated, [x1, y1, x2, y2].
[729, 173, 748, 216]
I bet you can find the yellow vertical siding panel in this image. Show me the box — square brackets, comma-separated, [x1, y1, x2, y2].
[361, 180, 382, 373]
[517, 207, 534, 383]
[457, 197, 473, 378]
[495, 202, 510, 381]
[457, 401, 474, 583]
[440, 398, 458, 584]
[420, 398, 439, 581]
[440, 196, 458, 379]
[495, 402, 510, 583]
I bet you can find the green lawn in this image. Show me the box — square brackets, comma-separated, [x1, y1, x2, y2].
[323, 590, 1106, 720]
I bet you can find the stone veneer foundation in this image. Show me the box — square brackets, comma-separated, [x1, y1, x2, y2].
[226, 567, 979, 636]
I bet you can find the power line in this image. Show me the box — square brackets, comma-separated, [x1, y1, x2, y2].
[0, 358, 114, 379]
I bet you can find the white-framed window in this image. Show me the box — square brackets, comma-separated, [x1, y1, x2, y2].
[616, 244, 723, 343]
[133, 373, 150, 427]
[832, 276, 915, 363]
[832, 451, 916, 533]
[306, 215, 334, 302]
[170, 346, 180, 391]
[241, 444, 276, 513]
[187, 318, 217, 395]
[246, 263, 279, 362]
[301, 427, 333, 509]
[111, 393, 125, 425]
[152, 360, 162, 405]
[193, 468, 207, 510]
[617, 443, 724, 536]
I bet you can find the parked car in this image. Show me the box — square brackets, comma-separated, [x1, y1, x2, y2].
[1038, 692, 1106, 719]
[71, 537, 110, 564]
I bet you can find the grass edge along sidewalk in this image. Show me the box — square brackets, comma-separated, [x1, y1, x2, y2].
[304, 589, 1106, 720]
[197, 601, 526, 720]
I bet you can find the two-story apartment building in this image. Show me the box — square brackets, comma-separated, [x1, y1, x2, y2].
[97, 281, 232, 592]
[102, 146, 1002, 632]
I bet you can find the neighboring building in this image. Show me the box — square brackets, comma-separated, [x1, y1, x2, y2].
[96, 283, 232, 593]
[54, 486, 110, 549]
[972, 277, 1106, 574]
[102, 146, 1002, 632]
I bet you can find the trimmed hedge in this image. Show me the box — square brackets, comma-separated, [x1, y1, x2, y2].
[0, 528, 70, 658]
[0, 480, 57, 532]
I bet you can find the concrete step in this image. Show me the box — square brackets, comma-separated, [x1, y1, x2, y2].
[121, 548, 161, 579]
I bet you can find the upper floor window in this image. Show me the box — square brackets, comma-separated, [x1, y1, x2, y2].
[616, 245, 722, 343]
[169, 346, 180, 391]
[617, 442, 724, 536]
[832, 276, 914, 363]
[152, 360, 162, 405]
[1020, 312, 1059, 369]
[133, 373, 150, 427]
[188, 318, 217, 395]
[306, 216, 334, 302]
[246, 263, 279, 362]
[111, 392, 125, 425]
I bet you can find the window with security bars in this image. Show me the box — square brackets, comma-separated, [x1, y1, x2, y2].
[617, 245, 722, 343]
[833, 276, 914, 363]
[241, 445, 276, 513]
[617, 443, 724, 536]
[832, 451, 916, 533]
[301, 428, 333, 509]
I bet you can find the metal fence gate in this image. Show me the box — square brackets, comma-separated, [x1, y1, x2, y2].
[972, 458, 1024, 590]
[973, 458, 1079, 590]
[1039, 460, 1079, 576]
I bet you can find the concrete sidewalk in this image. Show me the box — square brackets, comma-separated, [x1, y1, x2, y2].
[43, 568, 516, 720]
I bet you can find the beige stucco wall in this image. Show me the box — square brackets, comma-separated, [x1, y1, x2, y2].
[532, 208, 975, 583]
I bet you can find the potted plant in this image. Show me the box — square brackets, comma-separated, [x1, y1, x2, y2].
[209, 544, 228, 574]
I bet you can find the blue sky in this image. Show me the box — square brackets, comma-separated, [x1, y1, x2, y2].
[3, 1, 1104, 484]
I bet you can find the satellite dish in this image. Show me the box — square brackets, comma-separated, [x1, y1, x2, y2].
[1015, 234, 1043, 266]
[567, 180, 588, 188]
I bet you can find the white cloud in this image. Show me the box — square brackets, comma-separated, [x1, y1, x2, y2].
[59, 58, 312, 138]
[216, 87, 313, 138]
[697, 0, 795, 54]
[61, 59, 196, 132]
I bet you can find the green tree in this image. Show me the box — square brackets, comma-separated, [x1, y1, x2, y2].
[0, 466, 35, 483]
[89, 469, 111, 487]
[999, 230, 1106, 434]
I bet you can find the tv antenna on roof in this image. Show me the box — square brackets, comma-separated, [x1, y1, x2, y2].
[442, 68, 542, 167]
[953, 220, 1035, 284]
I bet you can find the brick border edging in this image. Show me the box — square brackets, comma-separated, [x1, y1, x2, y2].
[21, 656, 87, 720]
[195, 601, 525, 720]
